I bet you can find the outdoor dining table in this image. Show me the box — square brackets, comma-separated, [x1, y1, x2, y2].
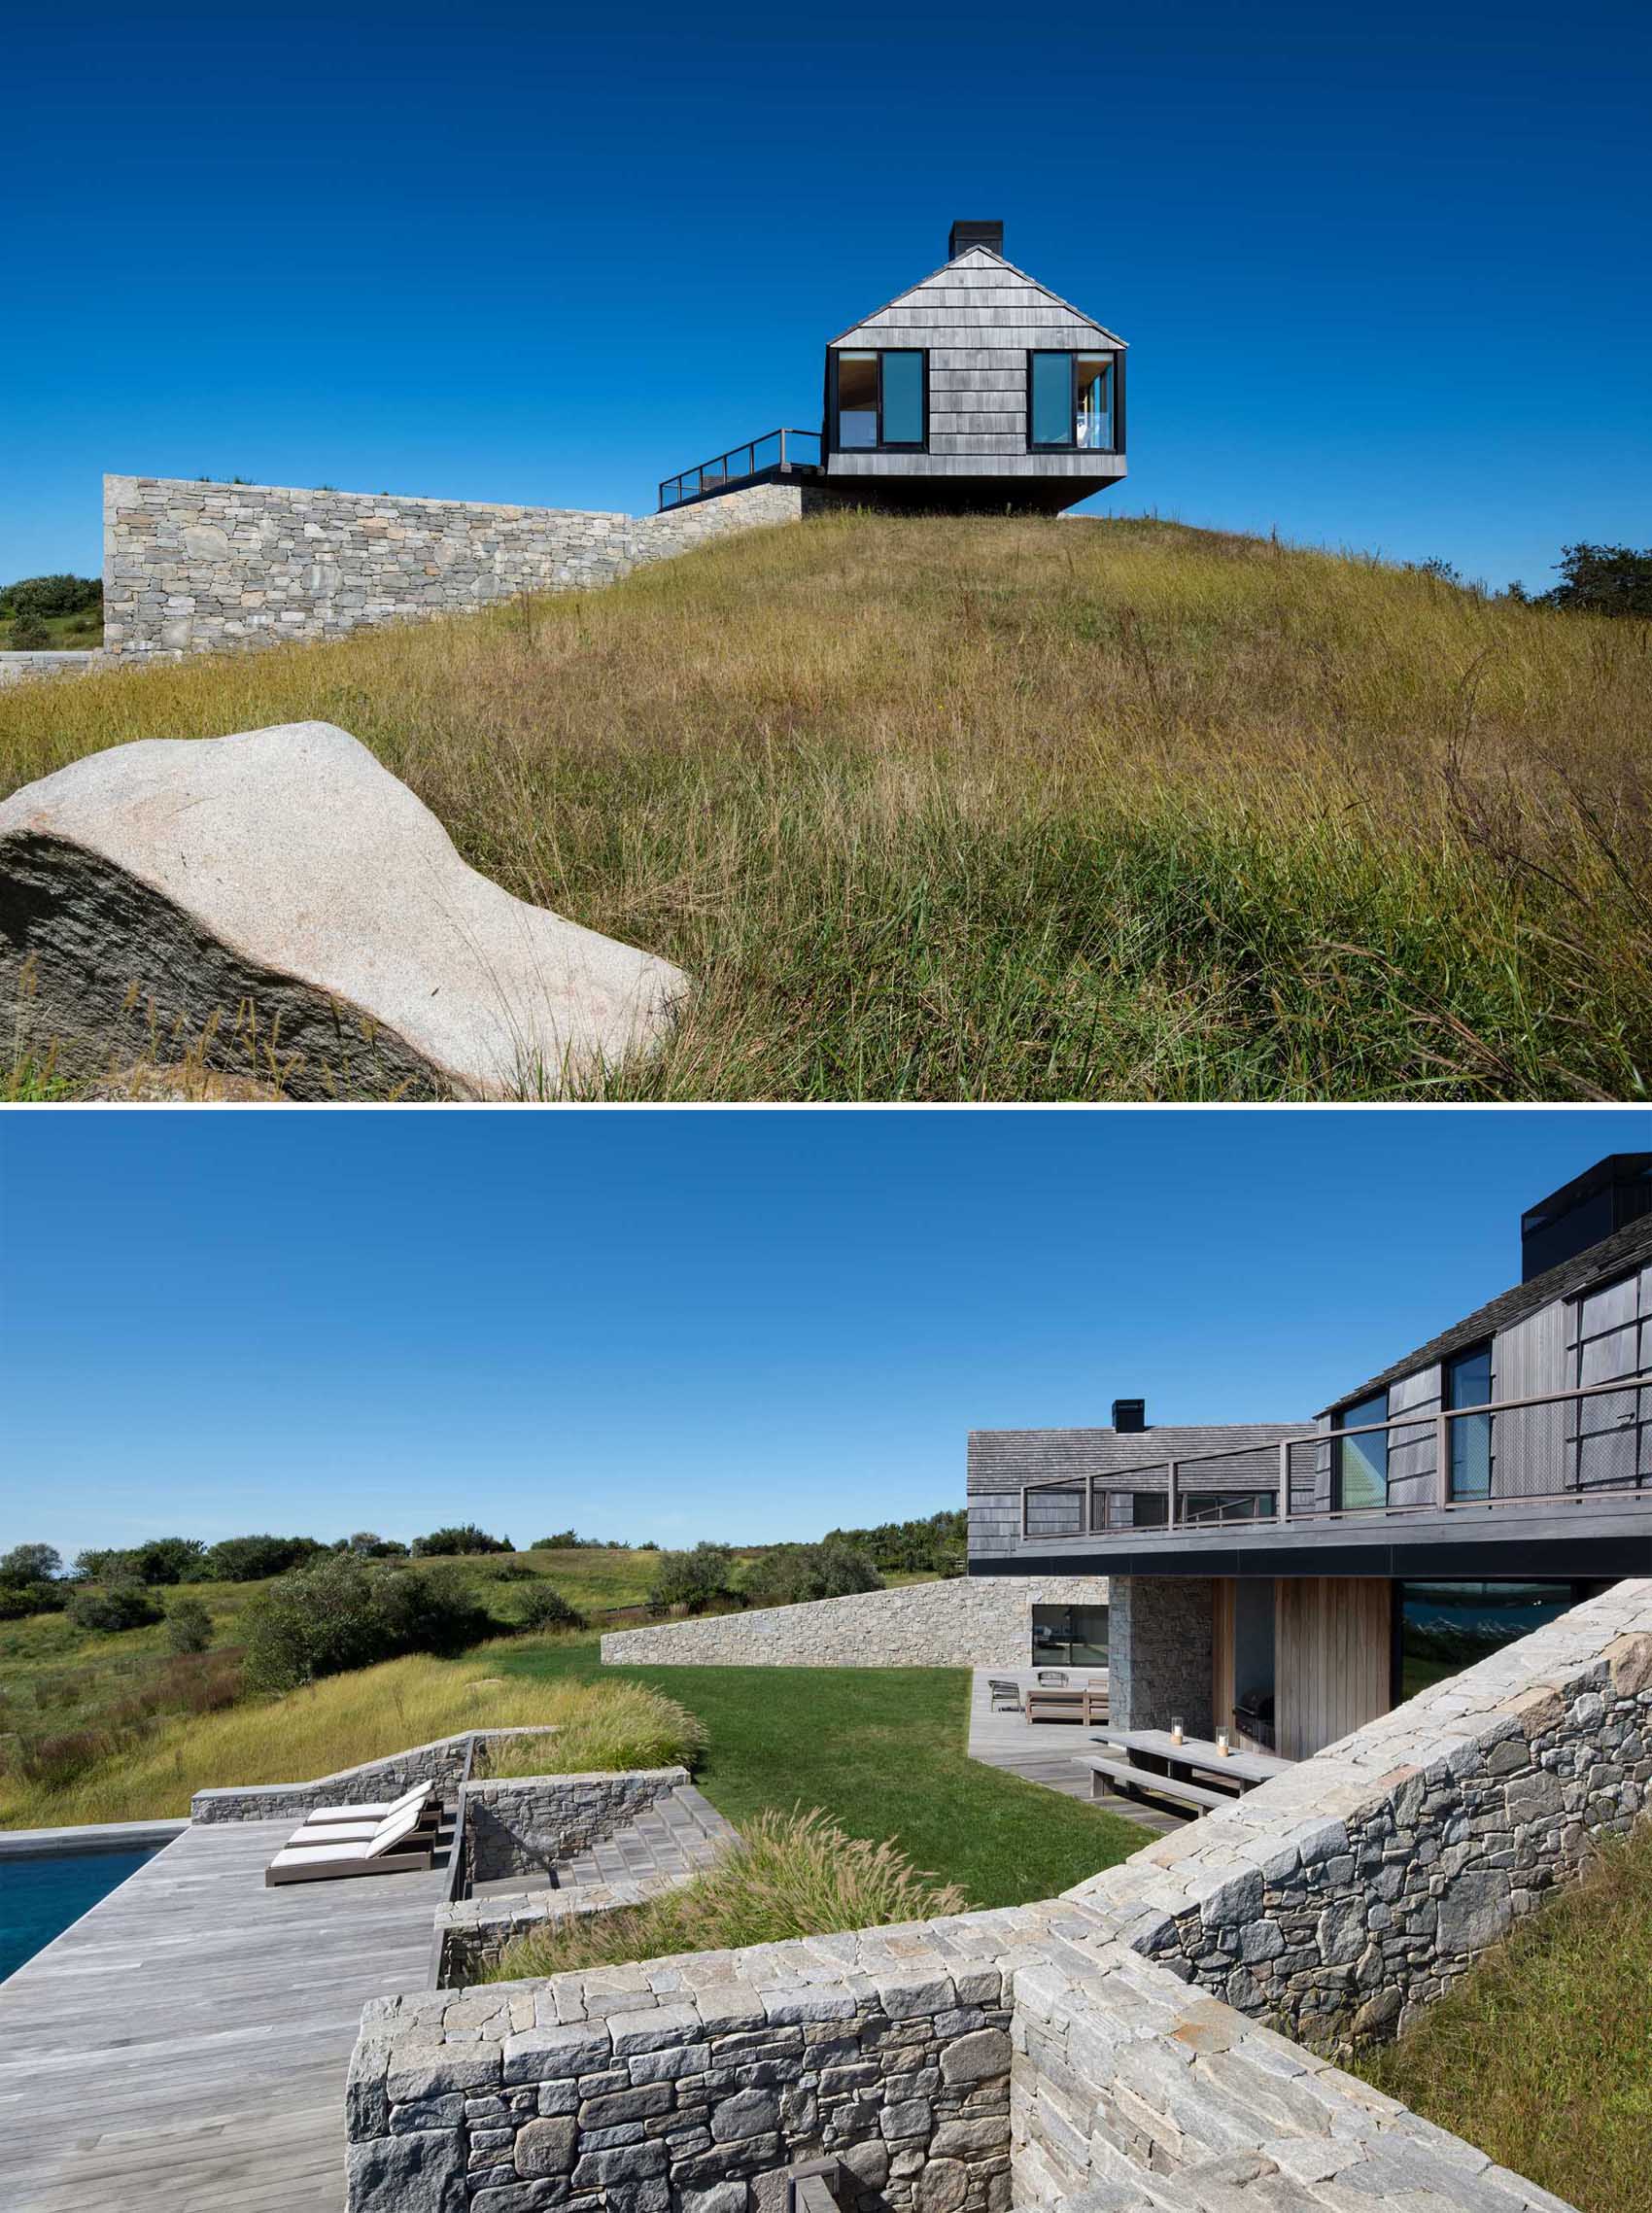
[1105, 1726, 1292, 1792]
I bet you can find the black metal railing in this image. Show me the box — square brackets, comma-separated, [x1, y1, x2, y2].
[659, 428, 822, 510]
[1017, 1372, 1652, 1542]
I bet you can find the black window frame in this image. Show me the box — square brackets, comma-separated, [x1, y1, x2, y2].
[1331, 1387, 1390, 1513]
[827, 348, 930, 456]
[1443, 1340, 1495, 1502]
[1025, 349, 1124, 455]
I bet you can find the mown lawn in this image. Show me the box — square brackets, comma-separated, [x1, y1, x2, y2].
[492, 1638, 1142, 1910]
[3, 512, 1648, 1101]
[1355, 1826, 1652, 2213]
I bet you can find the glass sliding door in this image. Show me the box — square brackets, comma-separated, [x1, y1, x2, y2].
[1029, 353, 1073, 447]
[1075, 357, 1113, 447]
[880, 351, 924, 446]
[1445, 1343, 1493, 1500]
[1332, 1390, 1389, 1511]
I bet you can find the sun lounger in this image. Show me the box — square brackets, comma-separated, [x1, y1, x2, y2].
[265, 1801, 434, 1886]
[288, 1788, 439, 1848]
[300, 1780, 433, 1826]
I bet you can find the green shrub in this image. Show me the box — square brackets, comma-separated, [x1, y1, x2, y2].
[740, 1541, 882, 1610]
[0, 573, 101, 619]
[9, 609, 51, 650]
[485, 1808, 968, 1980]
[68, 1582, 165, 1633]
[1, 1543, 61, 1581]
[410, 1523, 513, 1556]
[514, 1585, 588, 1633]
[372, 1564, 492, 1656]
[647, 1543, 736, 1615]
[73, 1537, 208, 1586]
[200, 1534, 326, 1581]
[163, 1597, 215, 1655]
[239, 1555, 491, 1693]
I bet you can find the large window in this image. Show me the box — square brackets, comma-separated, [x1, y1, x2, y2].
[831, 350, 926, 452]
[1333, 1390, 1389, 1511]
[1032, 1604, 1110, 1667]
[1028, 352, 1117, 451]
[1445, 1343, 1493, 1500]
[1570, 1271, 1652, 1491]
[1395, 1581, 1599, 1702]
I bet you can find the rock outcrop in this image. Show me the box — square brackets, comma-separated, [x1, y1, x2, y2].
[0, 720, 687, 1097]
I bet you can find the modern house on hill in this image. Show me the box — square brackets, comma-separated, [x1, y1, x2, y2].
[660, 221, 1127, 516]
[973, 1153, 1652, 1761]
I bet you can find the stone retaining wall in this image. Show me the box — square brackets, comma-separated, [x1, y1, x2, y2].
[189, 1726, 561, 1823]
[465, 1769, 688, 1886]
[600, 1577, 1106, 1671]
[349, 1893, 1566, 2213]
[0, 650, 105, 687]
[103, 475, 809, 660]
[1069, 1576, 1652, 2048]
[347, 1928, 1017, 2213]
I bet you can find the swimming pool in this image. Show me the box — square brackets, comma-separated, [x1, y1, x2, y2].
[0, 1844, 159, 1983]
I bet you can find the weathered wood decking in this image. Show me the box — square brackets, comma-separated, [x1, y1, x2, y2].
[965, 1670, 1179, 1836]
[0, 1817, 447, 2213]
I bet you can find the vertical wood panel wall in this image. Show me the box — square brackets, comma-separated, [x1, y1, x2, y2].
[1211, 1577, 1236, 1741]
[1275, 1578, 1393, 1760]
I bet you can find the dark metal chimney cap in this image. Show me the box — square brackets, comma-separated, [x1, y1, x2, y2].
[1112, 1398, 1147, 1435]
[949, 220, 1004, 259]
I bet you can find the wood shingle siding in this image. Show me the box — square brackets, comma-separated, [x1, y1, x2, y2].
[822, 239, 1126, 510]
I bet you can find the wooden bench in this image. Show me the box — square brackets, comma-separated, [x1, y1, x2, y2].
[1083, 1755, 1234, 1814]
[1025, 1687, 1109, 1725]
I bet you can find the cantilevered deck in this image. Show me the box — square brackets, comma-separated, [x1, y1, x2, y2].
[0, 1817, 448, 2213]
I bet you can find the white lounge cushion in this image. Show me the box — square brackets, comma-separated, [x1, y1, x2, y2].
[364, 1803, 427, 1859]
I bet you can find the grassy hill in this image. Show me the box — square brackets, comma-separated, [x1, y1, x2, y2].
[2, 511, 1646, 1100]
[0, 1545, 944, 1825]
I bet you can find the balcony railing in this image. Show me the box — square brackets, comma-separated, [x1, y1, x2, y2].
[659, 428, 822, 511]
[1018, 1371, 1652, 1542]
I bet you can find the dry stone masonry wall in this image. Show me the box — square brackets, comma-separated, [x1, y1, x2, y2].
[343, 1584, 1652, 2213]
[189, 1727, 561, 1824]
[102, 475, 809, 659]
[1069, 1577, 1652, 2049]
[465, 1771, 691, 1887]
[600, 1577, 1107, 1671]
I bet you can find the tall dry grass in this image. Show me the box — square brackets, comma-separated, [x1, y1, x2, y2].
[3, 512, 1647, 1098]
[0, 1645, 700, 1827]
[483, 1806, 970, 1980]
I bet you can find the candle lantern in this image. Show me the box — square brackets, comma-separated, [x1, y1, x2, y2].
[1169, 1715, 1185, 1746]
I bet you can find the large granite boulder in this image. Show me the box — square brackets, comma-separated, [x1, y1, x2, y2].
[0, 721, 688, 1097]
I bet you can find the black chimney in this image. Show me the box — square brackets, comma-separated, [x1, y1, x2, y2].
[1520, 1155, 1652, 1282]
[1112, 1398, 1147, 1435]
[949, 220, 1004, 260]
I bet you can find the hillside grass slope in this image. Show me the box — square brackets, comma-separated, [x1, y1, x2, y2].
[3, 511, 1647, 1099]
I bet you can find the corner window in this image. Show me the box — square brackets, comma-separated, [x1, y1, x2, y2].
[1332, 1390, 1389, 1511]
[1028, 352, 1117, 451]
[831, 350, 926, 452]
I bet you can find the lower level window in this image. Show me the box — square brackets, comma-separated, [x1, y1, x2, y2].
[1394, 1580, 1598, 1703]
[1032, 1605, 1110, 1667]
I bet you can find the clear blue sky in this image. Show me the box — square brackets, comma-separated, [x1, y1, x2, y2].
[2, 1108, 1648, 1561]
[5, 0, 1647, 591]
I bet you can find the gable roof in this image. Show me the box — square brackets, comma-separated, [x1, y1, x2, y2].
[1322, 1211, 1652, 1415]
[968, 1421, 1303, 1496]
[829, 245, 1126, 350]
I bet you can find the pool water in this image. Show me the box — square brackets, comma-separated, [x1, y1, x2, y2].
[0, 1846, 157, 1984]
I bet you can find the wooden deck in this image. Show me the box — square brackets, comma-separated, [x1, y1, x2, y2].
[965, 1671, 1180, 1837]
[0, 1816, 448, 2213]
